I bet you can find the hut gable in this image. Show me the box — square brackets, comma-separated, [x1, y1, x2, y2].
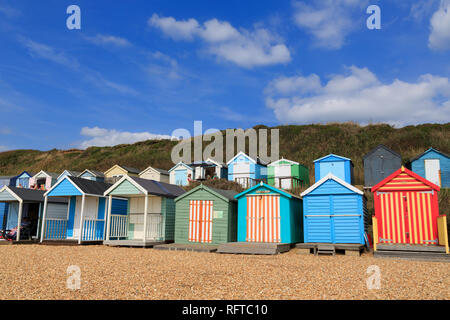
[104, 165, 140, 178]
[46, 177, 83, 197]
[78, 169, 105, 181]
[301, 174, 363, 197]
[372, 167, 440, 193]
[107, 179, 143, 196]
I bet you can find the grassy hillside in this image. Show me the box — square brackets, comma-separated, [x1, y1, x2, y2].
[1, 122, 448, 183]
[1, 122, 449, 226]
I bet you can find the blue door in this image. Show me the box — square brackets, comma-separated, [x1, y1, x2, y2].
[304, 196, 332, 243]
[175, 170, 188, 186]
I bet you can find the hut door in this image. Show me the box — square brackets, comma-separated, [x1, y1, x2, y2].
[188, 200, 213, 243]
[402, 191, 437, 245]
[275, 165, 291, 189]
[424, 159, 440, 187]
[246, 195, 280, 243]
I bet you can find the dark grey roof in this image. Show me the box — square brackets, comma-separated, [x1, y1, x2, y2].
[6, 186, 67, 204]
[363, 144, 401, 160]
[0, 176, 13, 180]
[129, 177, 185, 198]
[207, 186, 238, 201]
[45, 172, 60, 179]
[120, 166, 141, 174]
[153, 168, 169, 175]
[68, 176, 112, 195]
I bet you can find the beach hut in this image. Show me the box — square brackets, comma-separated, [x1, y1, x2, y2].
[372, 167, 447, 250]
[0, 176, 13, 233]
[10, 171, 34, 188]
[190, 158, 228, 180]
[300, 173, 368, 245]
[174, 185, 237, 245]
[410, 148, 449, 188]
[78, 169, 105, 182]
[40, 176, 127, 244]
[227, 152, 267, 188]
[267, 158, 309, 192]
[314, 154, 354, 184]
[363, 145, 402, 188]
[139, 166, 170, 183]
[103, 175, 185, 247]
[169, 162, 194, 186]
[29, 171, 59, 190]
[0, 186, 67, 241]
[57, 170, 81, 181]
[234, 182, 302, 244]
[104, 164, 140, 181]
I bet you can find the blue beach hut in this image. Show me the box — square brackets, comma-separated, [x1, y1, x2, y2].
[227, 152, 268, 188]
[40, 176, 127, 244]
[410, 148, 449, 188]
[313, 154, 354, 184]
[301, 173, 368, 245]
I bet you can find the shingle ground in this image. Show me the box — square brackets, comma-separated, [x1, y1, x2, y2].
[0, 245, 448, 300]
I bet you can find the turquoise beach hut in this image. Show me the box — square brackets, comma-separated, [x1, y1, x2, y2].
[234, 182, 302, 244]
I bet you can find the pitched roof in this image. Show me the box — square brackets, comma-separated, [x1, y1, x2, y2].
[119, 166, 141, 174]
[371, 166, 440, 192]
[363, 144, 401, 160]
[33, 170, 60, 179]
[235, 182, 300, 199]
[58, 170, 82, 180]
[175, 184, 237, 202]
[153, 168, 169, 175]
[410, 147, 450, 162]
[2, 186, 67, 203]
[168, 162, 193, 172]
[78, 169, 105, 178]
[67, 176, 112, 195]
[128, 176, 185, 198]
[226, 151, 268, 166]
[268, 158, 299, 166]
[313, 153, 352, 163]
[139, 166, 169, 176]
[13, 171, 34, 179]
[301, 173, 363, 197]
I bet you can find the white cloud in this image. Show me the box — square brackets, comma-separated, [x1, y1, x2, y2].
[265, 66, 450, 127]
[79, 127, 175, 149]
[293, 0, 368, 49]
[148, 14, 291, 68]
[86, 34, 131, 47]
[0, 146, 9, 152]
[429, 0, 450, 51]
[20, 38, 79, 69]
[149, 14, 200, 41]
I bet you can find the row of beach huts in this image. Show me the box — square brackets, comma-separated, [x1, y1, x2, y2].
[0, 146, 448, 259]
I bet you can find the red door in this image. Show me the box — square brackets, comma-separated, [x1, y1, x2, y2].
[378, 191, 437, 245]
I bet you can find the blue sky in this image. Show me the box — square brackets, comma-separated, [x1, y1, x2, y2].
[0, 0, 449, 151]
